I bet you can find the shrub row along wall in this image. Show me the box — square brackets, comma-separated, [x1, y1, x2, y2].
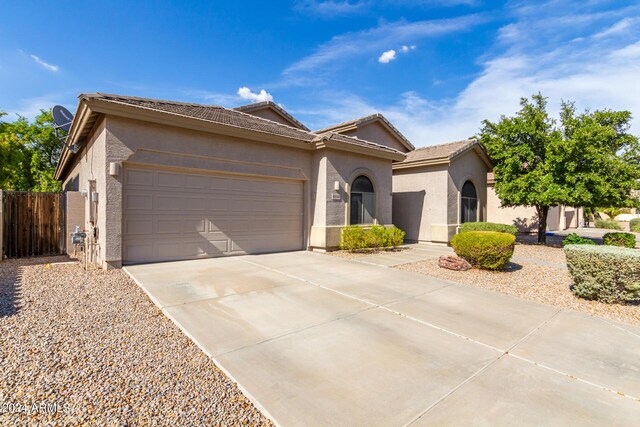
[340, 225, 405, 251]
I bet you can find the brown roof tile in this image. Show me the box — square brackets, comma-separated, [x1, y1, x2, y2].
[233, 101, 310, 131]
[315, 113, 415, 151]
[402, 139, 478, 163]
[79, 93, 407, 159]
[86, 93, 318, 143]
[315, 131, 404, 155]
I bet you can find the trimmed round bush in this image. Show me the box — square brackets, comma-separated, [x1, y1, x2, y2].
[561, 233, 596, 246]
[603, 232, 636, 248]
[459, 222, 517, 237]
[595, 219, 622, 230]
[565, 245, 640, 303]
[630, 218, 640, 233]
[450, 231, 515, 271]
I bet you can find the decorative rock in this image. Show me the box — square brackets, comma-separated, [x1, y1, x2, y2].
[438, 255, 472, 271]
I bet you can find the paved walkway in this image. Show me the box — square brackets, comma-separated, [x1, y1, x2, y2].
[354, 243, 453, 267]
[125, 251, 640, 426]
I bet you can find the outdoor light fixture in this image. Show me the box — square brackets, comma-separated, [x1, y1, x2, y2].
[109, 162, 120, 176]
[334, 181, 340, 191]
[80, 189, 88, 198]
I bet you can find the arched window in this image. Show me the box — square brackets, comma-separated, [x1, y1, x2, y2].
[350, 175, 375, 225]
[460, 181, 477, 223]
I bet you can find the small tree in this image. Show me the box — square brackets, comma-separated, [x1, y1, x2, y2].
[0, 110, 62, 192]
[481, 94, 640, 244]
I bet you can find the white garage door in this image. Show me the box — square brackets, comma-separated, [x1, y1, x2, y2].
[122, 167, 304, 264]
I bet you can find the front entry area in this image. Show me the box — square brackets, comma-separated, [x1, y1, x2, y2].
[122, 166, 304, 264]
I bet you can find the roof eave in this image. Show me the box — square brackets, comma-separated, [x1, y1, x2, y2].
[392, 157, 450, 170]
[316, 137, 406, 161]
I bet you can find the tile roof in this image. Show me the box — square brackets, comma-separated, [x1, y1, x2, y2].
[76, 93, 403, 158]
[315, 131, 404, 155]
[315, 113, 415, 151]
[233, 101, 310, 131]
[85, 93, 318, 142]
[401, 139, 478, 163]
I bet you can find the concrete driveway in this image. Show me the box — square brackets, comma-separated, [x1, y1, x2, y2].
[125, 251, 640, 426]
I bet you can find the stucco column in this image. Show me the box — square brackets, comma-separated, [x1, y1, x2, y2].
[559, 205, 566, 230]
[577, 207, 584, 228]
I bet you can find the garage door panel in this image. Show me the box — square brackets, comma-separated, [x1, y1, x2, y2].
[124, 193, 153, 210]
[126, 169, 154, 186]
[157, 171, 184, 188]
[123, 167, 304, 264]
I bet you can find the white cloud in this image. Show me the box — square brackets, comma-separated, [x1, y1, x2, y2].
[378, 49, 397, 63]
[283, 14, 487, 80]
[400, 45, 416, 53]
[296, 2, 640, 147]
[294, 1, 369, 16]
[593, 17, 639, 39]
[29, 54, 59, 72]
[237, 87, 274, 103]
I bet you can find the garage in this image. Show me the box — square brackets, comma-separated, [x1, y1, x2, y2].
[122, 166, 304, 264]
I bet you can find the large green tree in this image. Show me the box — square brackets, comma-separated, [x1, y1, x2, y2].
[0, 110, 62, 192]
[480, 94, 640, 244]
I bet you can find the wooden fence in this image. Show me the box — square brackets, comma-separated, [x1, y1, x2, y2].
[1, 191, 65, 258]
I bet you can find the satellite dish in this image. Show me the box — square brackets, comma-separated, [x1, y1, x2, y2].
[51, 105, 81, 153]
[52, 105, 73, 133]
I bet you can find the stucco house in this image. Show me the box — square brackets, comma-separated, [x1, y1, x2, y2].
[55, 94, 404, 268]
[56, 93, 582, 269]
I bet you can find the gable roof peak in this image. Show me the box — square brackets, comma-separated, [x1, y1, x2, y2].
[315, 113, 415, 151]
[233, 101, 309, 131]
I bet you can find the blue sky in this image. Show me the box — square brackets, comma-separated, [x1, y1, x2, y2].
[1, 0, 639, 146]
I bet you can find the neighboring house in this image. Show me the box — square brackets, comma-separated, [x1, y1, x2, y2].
[392, 140, 492, 243]
[318, 117, 582, 241]
[487, 172, 582, 231]
[55, 94, 404, 268]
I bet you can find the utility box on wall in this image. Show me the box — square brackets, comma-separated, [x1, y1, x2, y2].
[65, 191, 85, 256]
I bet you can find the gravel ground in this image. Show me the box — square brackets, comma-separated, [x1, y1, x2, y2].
[328, 246, 412, 260]
[0, 256, 272, 426]
[397, 244, 640, 326]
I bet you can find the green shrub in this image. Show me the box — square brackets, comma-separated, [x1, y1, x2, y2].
[340, 226, 367, 251]
[450, 231, 515, 271]
[603, 232, 636, 248]
[459, 222, 518, 237]
[367, 225, 389, 249]
[630, 218, 640, 232]
[340, 225, 406, 251]
[564, 245, 640, 303]
[561, 233, 596, 246]
[387, 226, 406, 247]
[594, 219, 622, 230]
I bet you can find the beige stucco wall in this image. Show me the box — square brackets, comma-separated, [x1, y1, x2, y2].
[447, 149, 488, 225]
[309, 148, 394, 249]
[65, 191, 85, 256]
[392, 148, 491, 243]
[61, 114, 396, 266]
[392, 164, 449, 242]
[486, 183, 579, 232]
[342, 121, 410, 153]
[62, 118, 107, 266]
[242, 108, 297, 128]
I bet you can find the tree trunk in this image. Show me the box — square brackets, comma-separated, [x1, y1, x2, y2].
[536, 205, 549, 244]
